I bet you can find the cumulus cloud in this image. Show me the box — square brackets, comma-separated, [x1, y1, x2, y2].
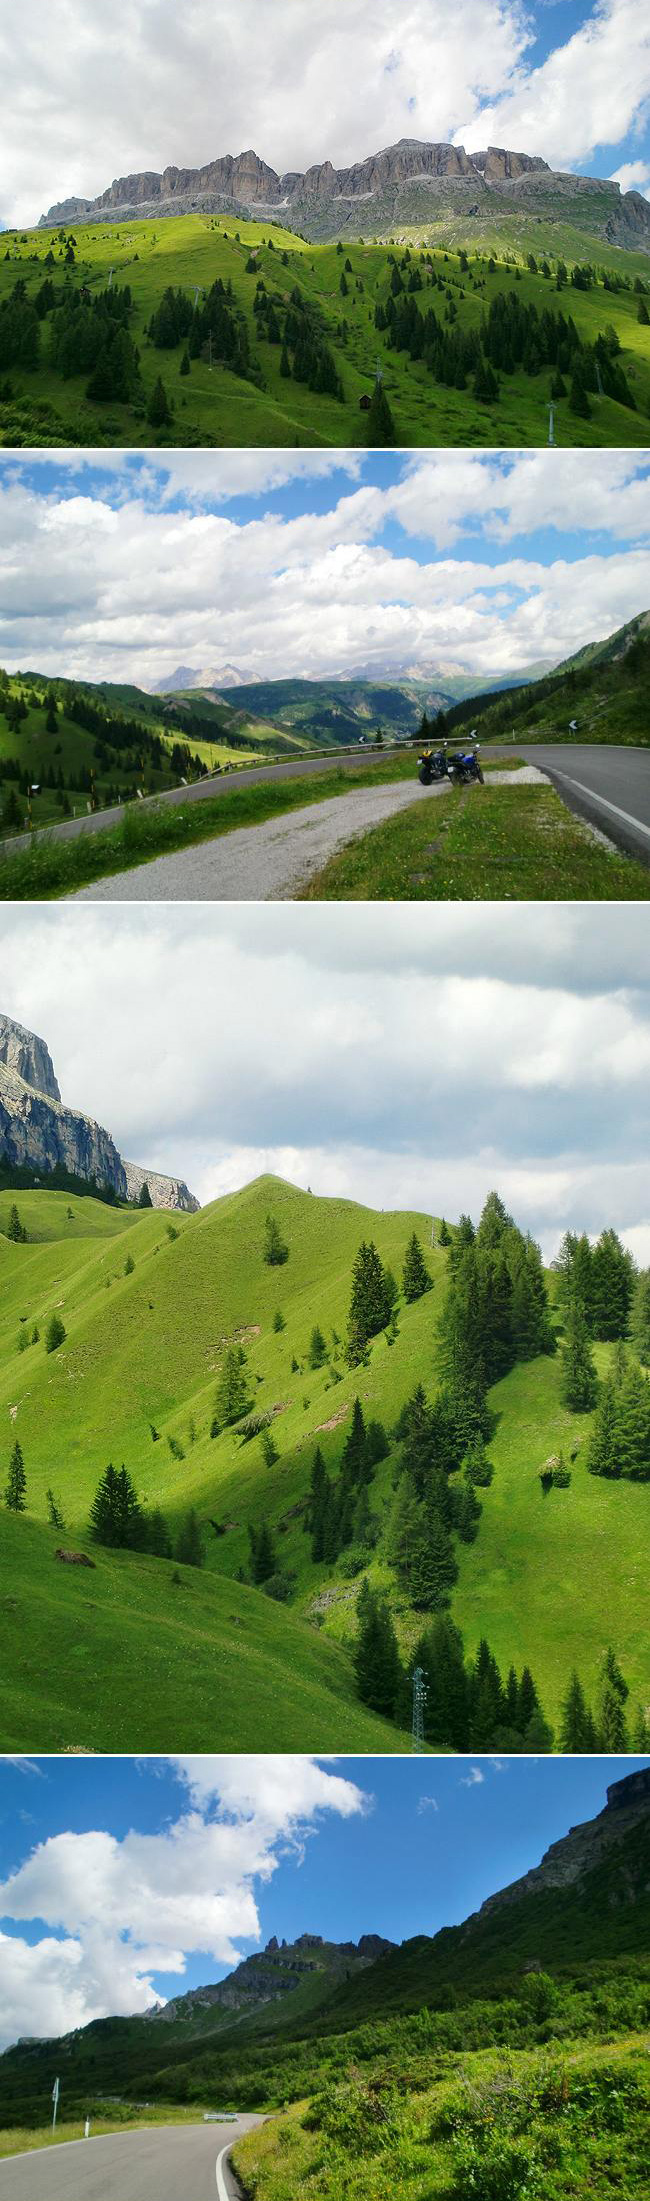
[1, 905, 649, 1261]
[460, 1767, 485, 1787]
[2, 2, 648, 228]
[0, 1757, 366, 2051]
[611, 158, 650, 195]
[0, 455, 648, 688]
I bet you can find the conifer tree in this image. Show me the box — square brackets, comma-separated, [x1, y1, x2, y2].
[5, 1439, 26, 1512]
[590, 1229, 635, 1340]
[7, 1204, 26, 1242]
[211, 1346, 251, 1433]
[586, 1374, 619, 1478]
[402, 1232, 432, 1302]
[438, 1218, 451, 1246]
[46, 1487, 64, 1530]
[346, 1240, 393, 1363]
[410, 1502, 457, 1611]
[367, 379, 396, 443]
[414, 1615, 470, 1750]
[143, 1507, 172, 1557]
[308, 1325, 327, 1369]
[176, 1508, 205, 1568]
[560, 1299, 598, 1411]
[249, 1520, 276, 1584]
[138, 1181, 153, 1208]
[631, 1270, 650, 1365]
[558, 1670, 597, 1751]
[614, 1361, 650, 1479]
[354, 1581, 402, 1717]
[388, 1472, 421, 1590]
[45, 1312, 66, 1354]
[263, 1212, 289, 1265]
[90, 1462, 142, 1548]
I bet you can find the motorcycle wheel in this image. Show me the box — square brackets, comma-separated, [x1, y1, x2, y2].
[476, 765, 484, 783]
[418, 767, 433, 786]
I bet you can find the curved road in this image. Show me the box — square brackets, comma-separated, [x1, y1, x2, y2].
[518, 744, 650, 865]
[0, 2118, 262, 2200]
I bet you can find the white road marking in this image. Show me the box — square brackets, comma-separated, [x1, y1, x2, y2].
[552, 773, 650, 845]
[216, 2140, 235, 2198]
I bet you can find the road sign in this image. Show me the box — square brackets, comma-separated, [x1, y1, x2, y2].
[52, 2076, 60, 2131]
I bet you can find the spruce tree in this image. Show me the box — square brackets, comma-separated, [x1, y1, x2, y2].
[388, 1473, 421, 1590]
[143, 1507, 172, 1557]
[410, 1502, 457, 1611]
[263, 1212, 289, 1265]
[468, 1638, 506, 1748]
[354, 1581, 402, 1718]
[175, 1508, 205, 1568]
[402, 1232, 432, 1303]
[147, 375, 171, 427]
[211, 1346, 251, 1433]
[558, 1670, 597, 1751]
[586, 1374, 618, 1477]
[45, 1312, 66, 1353]
[590, 1229, 635, 1340]
[46, 1487, 64, 1530]
[367, 379, 396, 443]
[438, 1219, 451, 1247]
[7, 1204, 26, 1243]
[90, 1462, 142, 1548]
[5, 1440, 26, 1512]
[341, 1398, 370, 1487]
[614, 1361, 650, 1479]
[308, 1324, 327, 1369]
[415, 1615, 470, 1750]
[138, 1181, 153, 1208]
[346, 1240, 393, 1362]
[631, 1270, 650, 1365]
[560, 1299, 598, 1411]
[249, 1520, 276, 1583]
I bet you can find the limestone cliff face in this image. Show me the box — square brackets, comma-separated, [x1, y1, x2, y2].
[0, 1015, 60, 1100]
[40, 136, 648, 245]
[473, 1766, 650, 1922]
[0, 1015, 199, 1212]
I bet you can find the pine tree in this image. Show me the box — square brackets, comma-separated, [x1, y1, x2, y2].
[142, 1507, 172, 1557]
[558, 1670, 597, 1751]
[211, 1347, 251, 1433]
[631, 1270, 650, 1365]
[354, 1581, 402, 1718]
[263, 1213, 289, 1265]
[147, 375, 171, 427]
[46, 1487, 64, 1529]
[90, 1462, 142, 1548]
[468, 1638, 506, 1748]
[249, 1520, 276, 1584]
[402, 1232, 432, 1302]
[410, 1502, 457, 1611]
[560, 1299, 598, 1411]
[590, 1229, 635, 1340]
[45, 1312, 66, 1354]
[180, 349, 190, 375]
[388, 1472, 421, 1589]
[138, 1181, 153, 1208]
[7, 1204, 26, 1242]
[176, 1508, 205, 1568]
[586, 1374, 619, 1478]
[272, 1309, 286, 1333]
[415, 1615, 470, 1750]
[614, 1361, 650, 1479]
[463, 1436, 494, 1487]
[341, 1397, 370, 1487]
[5, 1440, 26, 1512]
[455, 1481, 481, 1543]
[438, 1219, 451, 1246]
[367, 379, 396, 442]
[346, 1240, 393, 1362]
[308, 1325, 327, 1369]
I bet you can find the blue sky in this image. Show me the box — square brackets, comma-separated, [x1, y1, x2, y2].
[1, 451, 648, 690]
[0, 1753, 645, 2046]
[1, 3, 649, 231]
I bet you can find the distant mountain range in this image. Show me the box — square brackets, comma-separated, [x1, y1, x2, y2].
[38, 137, 650, 248]
[0, 1016, 198, 1212]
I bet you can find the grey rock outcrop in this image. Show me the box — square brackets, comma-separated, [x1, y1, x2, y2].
[0, 1015, 199, 1212]
[39, 137, 650, 247]
[0, 1014, 60, 1100]
[472, 1765, 650, 1922]
[146, 1931, 395, 2025]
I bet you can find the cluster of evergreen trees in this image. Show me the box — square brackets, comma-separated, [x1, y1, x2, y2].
[354, 1591, 553, 1748]
[439, 1193, 554, 1445]
[554, 1228, 636, 1339]
[149, 276, 250, 378]
[49, 282, 141, 402]
[90, 1461, 204, 1567]
[375, 270, 635, 414]
[306, 1399, 388, 1565]
[279, 284, 344, 399]
[587, 1348, 650, 1481]
[0, 281, 40, 370]
[346, 1240, 398, 1363]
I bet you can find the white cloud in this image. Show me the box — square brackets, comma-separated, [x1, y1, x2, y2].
[0, 1756, 366, 2052]
[460, 1767, 485, 1786]
[417, 1795, 440, 1813]
[0, 459, 648, 689]
[610, 159, 650, 195]
[454, 0, 650, 173]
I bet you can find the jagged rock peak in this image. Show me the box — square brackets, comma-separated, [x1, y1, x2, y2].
[0, 1014, 61, 1101]
[475, 1765, 650, 1923]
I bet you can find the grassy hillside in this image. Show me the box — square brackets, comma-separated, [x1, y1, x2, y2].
[1, 213, 648, 448]
[447, 610, 650, 747]
[1, 1175, 648, 1748]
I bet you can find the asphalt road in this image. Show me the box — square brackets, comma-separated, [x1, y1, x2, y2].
[518, 745, 650, 865]
[0, 2118, 263, 2201]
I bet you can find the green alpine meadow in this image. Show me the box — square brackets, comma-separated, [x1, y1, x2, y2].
[1, 210, 649, 448]
[1, 1172, 648, 1754]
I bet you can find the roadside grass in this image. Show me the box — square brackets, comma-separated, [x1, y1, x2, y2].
[0, 753, 415, 900]
[0, 2106, 215, 2160]
[1, 212, 649, 449]
[301, 782, 650, 900]
[233, 2037, 650, 2201]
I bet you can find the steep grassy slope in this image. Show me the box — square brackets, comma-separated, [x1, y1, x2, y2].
[1, 1176, 648, 1746]
[1, 214, 649, 448]
[448, 610, 650, 747]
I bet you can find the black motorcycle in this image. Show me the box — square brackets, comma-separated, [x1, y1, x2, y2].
[417, 748, 448, 786]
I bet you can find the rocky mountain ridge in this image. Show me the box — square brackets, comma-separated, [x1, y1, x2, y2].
[0, 1015, 198, 1212]
[147, 1931, 395, 2026]
[473, 1766, 650, 1925]
[38, 137, 650, 247]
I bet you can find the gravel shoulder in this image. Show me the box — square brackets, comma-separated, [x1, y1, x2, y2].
[72, 768, 546, 904]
